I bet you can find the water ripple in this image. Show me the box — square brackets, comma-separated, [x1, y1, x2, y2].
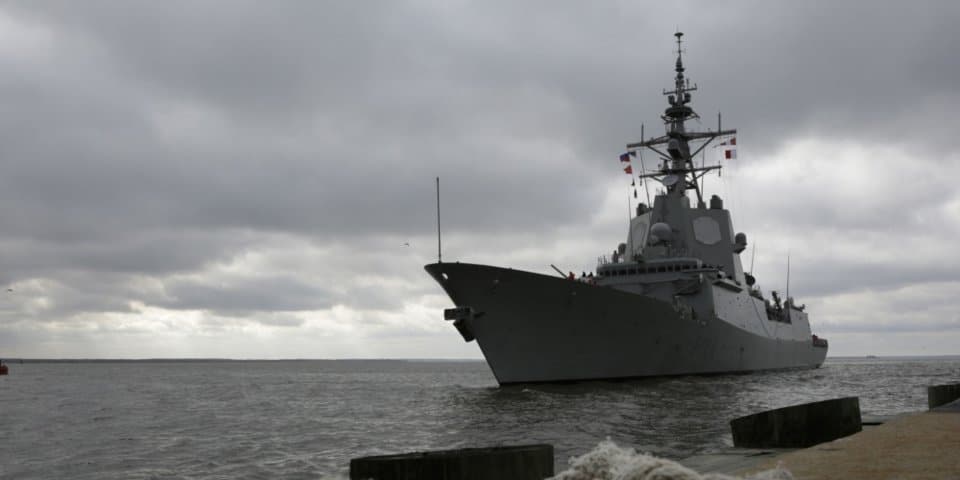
[0, 357, 957, 478]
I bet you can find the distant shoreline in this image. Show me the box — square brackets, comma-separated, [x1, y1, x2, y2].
[1, 358, 490, 363]
[3, 356, 958, 364]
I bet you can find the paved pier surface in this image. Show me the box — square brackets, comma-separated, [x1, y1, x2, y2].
[735, 400, 960, 480]
[681, 415, 892, 474]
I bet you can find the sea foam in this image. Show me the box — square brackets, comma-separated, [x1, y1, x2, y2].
[551, 440, 793, 480]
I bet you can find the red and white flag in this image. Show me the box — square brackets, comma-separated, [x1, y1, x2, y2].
[623, 165, 633, 175]
[718, 136, 737, 160]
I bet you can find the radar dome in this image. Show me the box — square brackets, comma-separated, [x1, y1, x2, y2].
[734, 232, 747, 253]
[650, 223, 673, 242]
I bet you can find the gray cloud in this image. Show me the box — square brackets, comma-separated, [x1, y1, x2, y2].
[1, 1, 958, 357]
[158, 274, 333, 314]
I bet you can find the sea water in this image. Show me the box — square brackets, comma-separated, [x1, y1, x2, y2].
[1, 357, 957, 479]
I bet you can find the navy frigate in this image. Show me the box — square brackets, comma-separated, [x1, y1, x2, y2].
[425, 33, 828, 385]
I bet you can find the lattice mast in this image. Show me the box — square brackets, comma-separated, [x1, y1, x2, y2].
[627, 32, 736, 207]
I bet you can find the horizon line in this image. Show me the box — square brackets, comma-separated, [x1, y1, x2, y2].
[4, 354, 960, 363]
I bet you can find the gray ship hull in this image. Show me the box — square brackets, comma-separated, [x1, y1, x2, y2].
[426, 262, 826, 385]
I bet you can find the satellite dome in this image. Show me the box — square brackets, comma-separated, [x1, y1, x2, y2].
[650, 222, 673, 242]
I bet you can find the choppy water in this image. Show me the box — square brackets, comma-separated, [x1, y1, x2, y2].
[1, 357, 958, 479]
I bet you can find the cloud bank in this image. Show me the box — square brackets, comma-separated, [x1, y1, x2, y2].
[1, 1, 958, 357]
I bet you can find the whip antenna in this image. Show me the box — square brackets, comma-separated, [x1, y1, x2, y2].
[436, 176, 442, 263]
[639, 124, 651, 206]
[785, 251, 791, 322]
[785, 251, 791, 300]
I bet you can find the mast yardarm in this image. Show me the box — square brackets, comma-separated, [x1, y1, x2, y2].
[627, 32, 736, 207]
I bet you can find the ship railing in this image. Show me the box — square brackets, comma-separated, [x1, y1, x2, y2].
[597, 259, 709, 278]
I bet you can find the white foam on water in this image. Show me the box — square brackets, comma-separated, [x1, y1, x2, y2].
[550, 440, 793, 480]
[319, 475, 350, 480]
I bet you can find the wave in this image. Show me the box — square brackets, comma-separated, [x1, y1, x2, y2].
[551, 439, 792, 480]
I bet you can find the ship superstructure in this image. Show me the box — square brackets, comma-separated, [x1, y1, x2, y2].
[425, 33, 827, 385]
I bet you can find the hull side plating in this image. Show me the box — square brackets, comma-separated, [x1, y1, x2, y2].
[426, 262, 826, 384]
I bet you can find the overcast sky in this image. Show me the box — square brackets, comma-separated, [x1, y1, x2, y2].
[1, 1, 958, 359]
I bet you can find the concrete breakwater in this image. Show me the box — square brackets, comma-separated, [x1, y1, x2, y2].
[350, 383, 960, 479]
[350, 445, 554, 480]
[732, 396, 960, 479]
[729, 397, 862, 448]
[688, 383, 960, 478]
[927, 382, 960, 409]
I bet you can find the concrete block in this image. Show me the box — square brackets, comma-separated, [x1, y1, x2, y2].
[928, 383, 960, 410]
[350, 444, 554, 480]
[730, 397, 862, 448]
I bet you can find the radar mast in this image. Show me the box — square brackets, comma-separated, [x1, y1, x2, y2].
[627, 32, 736, 207]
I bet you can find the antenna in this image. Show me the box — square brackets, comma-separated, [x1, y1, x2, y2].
[627, 187, 633, 258]
[436, 176, 442, 263]
[700, 147, 706, 198]
[749, 242, 757, 274]
[785, 251, 791, 321]
[639, 124, 651, 206]
[785, 251, 790, 298]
